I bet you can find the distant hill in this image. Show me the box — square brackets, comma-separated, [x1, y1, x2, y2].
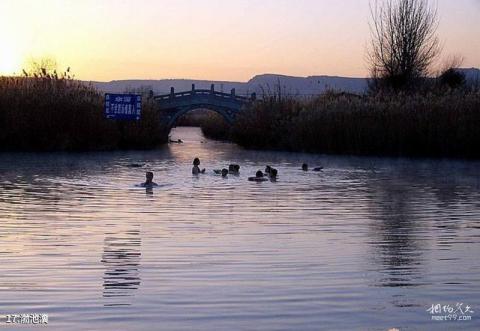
[247, 74, 368, 95]
[458, 68, 480, 85]
[88, 68, 479, 96]
[88, 74, 369, 96]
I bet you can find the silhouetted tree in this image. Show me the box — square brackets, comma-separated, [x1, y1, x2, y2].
[368, 0, 440, 92]
[438, 56, 466, 89]
[439, 69, 465, 90]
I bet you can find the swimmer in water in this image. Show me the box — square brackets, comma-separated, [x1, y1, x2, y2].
[302, 163, 323, 171]
[214, 168, 229, 176]
[248, 170, 268, 182]
[265, 165, 272, 175]
[141, 171, 158, 187]
[192, 157, 206, 175]
[229, 164, 240, 175]
[269, 168, 278, 181]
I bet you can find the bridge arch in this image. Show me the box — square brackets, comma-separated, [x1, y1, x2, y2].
[154, 84, 255, 130]
[166, 104, 236, 129]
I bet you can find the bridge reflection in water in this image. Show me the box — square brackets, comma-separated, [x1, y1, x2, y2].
[101, 225, 141, 307]
[155, 84, 256, 128]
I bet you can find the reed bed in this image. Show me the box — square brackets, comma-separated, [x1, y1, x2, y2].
[200, 112, 231, 141]
[0, 73, 168, 151]
[202, 90, 480, 158]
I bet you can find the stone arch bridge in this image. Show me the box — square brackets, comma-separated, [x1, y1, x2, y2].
[154, 84, 256, 128]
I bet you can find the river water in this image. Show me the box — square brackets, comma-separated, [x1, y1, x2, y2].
[0, 127, 479, 330]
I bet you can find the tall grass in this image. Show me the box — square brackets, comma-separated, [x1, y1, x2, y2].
[0, 72, 168, 151]
[225, 90, 480, 158]
[200, 112, 231, 141]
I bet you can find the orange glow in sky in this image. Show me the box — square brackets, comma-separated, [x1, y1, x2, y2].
[0, 0, 479, 81]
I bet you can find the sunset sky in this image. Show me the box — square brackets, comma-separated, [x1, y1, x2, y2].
[0, 0, 479, 82]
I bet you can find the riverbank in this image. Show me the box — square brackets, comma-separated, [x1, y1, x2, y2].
[202, 90, 480, 159]
[0, 75, 168, 152]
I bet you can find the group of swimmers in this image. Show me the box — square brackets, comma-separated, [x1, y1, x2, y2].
[247, 165, 278, 182]
[213, 164, 240, 177]
[207, 158, 278, 181]
[140, 158, 323, 187]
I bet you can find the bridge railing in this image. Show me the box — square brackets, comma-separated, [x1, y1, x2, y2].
[154, 85, 255, 103]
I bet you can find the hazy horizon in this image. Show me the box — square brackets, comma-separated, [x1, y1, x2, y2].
[1, 0, 479, 81]
[89, 72, 372, 83]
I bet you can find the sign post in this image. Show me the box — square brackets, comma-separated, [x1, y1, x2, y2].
[104, 94, 142, 120]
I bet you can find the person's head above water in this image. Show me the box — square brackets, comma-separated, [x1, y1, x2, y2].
[302, 163, 308, 171]
[192, 158, 206, 174]
[265, 165, 272, 173]
[142, 171, 158, 187]
[145, 171, 154, 184]
[256, 170, 264, 178]
[221, 168, 228, 177]
[228, 164, 240, 173]
[270, 168, 278, 178]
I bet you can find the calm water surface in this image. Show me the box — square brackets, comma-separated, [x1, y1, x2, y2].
[1, 127, 479, 330]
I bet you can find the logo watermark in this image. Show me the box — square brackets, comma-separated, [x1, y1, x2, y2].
[427, 303, 474, 321]
[2, 313, 48, 325]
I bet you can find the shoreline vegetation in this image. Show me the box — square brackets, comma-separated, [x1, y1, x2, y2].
[0, 72, 168, 152]
[201, 89, 480, 159]
[1, 71, 479, 159]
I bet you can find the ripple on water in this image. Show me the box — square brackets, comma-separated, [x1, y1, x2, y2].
[0, 127, 479, 331]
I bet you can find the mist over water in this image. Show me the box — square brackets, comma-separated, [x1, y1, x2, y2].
[0, 127, 479, 330]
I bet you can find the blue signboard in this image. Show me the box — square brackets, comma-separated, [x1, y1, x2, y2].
[104, 93, 142, 120]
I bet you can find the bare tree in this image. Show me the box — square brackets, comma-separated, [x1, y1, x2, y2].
[368, 0, 441, 91]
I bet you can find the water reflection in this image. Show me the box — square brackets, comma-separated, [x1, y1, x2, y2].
[364, 162, 480, 290]
[101, 225, 142, 306]
[145, 186, 154, 195]
[366, 176, 425, 288]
